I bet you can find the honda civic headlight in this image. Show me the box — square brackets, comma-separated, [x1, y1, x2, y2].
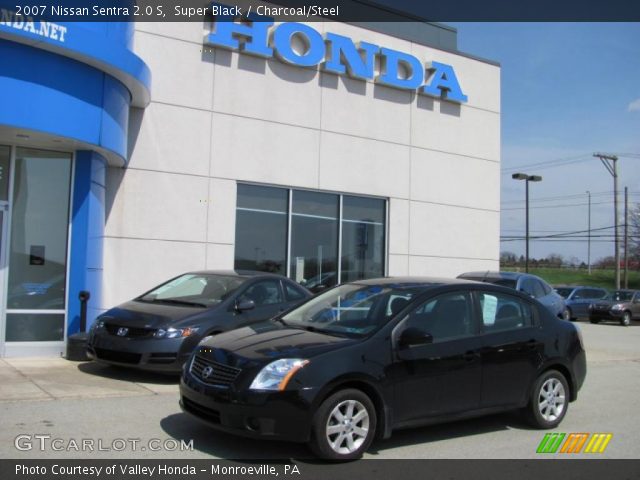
[249, 359, 309, 391]
[91, 319, 106, 331]
[154, 327, 199, 338]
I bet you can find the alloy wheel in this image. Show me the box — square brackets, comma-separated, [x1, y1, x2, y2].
[325, 399, 370, 455]
[538, 377, 566, 422]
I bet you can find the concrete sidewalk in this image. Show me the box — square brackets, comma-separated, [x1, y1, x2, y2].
[0, 357, 179, 403]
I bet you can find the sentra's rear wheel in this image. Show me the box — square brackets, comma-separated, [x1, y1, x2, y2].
[309, 389, 376, 460]
[524, 369, 569, 429]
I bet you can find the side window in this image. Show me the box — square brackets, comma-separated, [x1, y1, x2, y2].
[519, 278, 535, 297]
[540, 281, 552, 296]
[404, 292, 473, 342]
[573, 289, 586, 300]
[533, 280, 547, 298]
[242, 280, 283, 307]
[284, 282, 306, 301]
[480, 292, 533, 332]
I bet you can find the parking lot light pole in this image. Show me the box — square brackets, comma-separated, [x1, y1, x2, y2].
[512, 173, 543, 273]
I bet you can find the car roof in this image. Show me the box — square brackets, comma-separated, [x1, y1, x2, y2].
[458, 271, 527, 280]
[186, 270, 290, 279]
[350, 276, 480, 289]
[554, 285, 595, 289]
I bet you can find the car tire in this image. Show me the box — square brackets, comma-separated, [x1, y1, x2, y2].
[523, 370, 569, 429]
[566, 307, 575, 321]
[561, 308, 571, 321]
[309, 389, 377, 461]
[620, 311, 631, 327]
[589, 318, 600, 324]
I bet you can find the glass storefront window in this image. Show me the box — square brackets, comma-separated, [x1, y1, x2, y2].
[291, 190, 339, 288]
[234, 184, 288, 274]
[341, 196, 386, 283]
[6, 148, 72, 341]
[234, 184, 386, 289]
[0, 145, 10, 201]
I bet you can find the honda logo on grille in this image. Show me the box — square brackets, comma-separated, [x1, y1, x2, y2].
[201, 366, 214, 379]
[116, 327, 129, 337]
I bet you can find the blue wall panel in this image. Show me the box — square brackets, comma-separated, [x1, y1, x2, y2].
[0, 40, 131, 161]
[67, 151, 105, 335]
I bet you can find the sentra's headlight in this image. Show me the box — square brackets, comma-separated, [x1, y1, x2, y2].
[611, 304, 624, 311]
[249, 359, 309, 391]
[154, 327, 199, 338]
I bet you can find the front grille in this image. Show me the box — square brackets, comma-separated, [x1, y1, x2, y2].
[190, 354, 242, 387]
[94, 347, 141, 364]
[105, 323, 154, 338]
[182, 397, 221, 424]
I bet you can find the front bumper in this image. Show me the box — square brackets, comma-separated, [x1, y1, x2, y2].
[589, 309, 624, 321]
[179, 372, 314, 443]
[87, 331, 197, 373]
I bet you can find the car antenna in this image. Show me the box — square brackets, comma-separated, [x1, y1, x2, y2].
[482, 270, 490, 282]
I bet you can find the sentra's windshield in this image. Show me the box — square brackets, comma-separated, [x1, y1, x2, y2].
[138, 274, 247, 307]
[609, 291, 633, 302]
[281, 283, 426, 337]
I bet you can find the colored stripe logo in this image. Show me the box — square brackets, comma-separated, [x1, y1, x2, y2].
[536, 433, 612, 454]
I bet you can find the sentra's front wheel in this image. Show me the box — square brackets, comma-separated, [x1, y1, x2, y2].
[309, 389, 376, 460]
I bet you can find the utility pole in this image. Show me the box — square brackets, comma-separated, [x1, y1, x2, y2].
[624, 186, 628, 289]
[586, 190, 591, 275]
[593, 153, 620, 289]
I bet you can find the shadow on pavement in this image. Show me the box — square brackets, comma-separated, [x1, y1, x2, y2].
[160, 410, 533, 460]
[160, 413, 313, 460]
[77, 361, 179, 385]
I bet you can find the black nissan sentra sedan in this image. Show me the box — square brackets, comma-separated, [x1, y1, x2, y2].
[87, 271, 311, 373]
[179, 277, 587, 460]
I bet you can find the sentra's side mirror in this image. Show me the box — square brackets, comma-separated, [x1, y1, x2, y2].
[235, 299, 255, 312]
[399, 327, 433, 349]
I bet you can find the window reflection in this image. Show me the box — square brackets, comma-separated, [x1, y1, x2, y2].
[7, 148, 71, 312]
[234, 184, 287, 274]
[341, 196, 385, 283]
[234, 185, 386, 290]
[291, 190, 338, 289]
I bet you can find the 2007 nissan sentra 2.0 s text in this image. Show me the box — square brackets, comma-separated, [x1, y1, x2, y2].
[179, 277, 587, 460]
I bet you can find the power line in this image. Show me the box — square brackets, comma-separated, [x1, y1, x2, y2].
[501, 190, 640, 205]
[502, 200, 614, 211]
[500, 153, 592, 174]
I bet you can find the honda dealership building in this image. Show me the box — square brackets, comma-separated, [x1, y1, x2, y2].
[0, 3, 500, 356]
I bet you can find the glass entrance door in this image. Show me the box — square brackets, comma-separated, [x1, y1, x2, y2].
[3, 147, 72, 356]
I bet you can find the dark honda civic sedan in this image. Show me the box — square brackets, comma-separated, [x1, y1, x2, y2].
[87, 271, 311, 373]
[179, 277, 587, 460]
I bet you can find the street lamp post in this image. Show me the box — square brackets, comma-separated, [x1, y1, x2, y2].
[586, 190, 591, 275]
[512, 173, 543, 273]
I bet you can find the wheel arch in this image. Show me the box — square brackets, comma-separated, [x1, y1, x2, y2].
[311, 376, 391, 440]
[537, 362, 576, 402]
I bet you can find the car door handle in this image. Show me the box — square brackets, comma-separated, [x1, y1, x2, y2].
[463, 351, 479, 362]
[526, 339, 537, 350]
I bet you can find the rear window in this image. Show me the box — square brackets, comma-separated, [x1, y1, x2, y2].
[555, 288, 573, 298]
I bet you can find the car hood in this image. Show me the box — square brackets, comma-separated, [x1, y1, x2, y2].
[196, 322, 357, 366]
[99, 300, 213, 329]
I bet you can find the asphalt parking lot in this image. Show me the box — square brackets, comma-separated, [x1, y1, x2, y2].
[0, 320, 638, 460]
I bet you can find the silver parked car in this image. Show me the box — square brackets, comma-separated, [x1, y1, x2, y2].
[554, 286, 608, 321]
[458, 271, 569, 320]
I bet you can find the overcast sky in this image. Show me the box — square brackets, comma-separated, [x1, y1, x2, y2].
[449, 23, 640, 264]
